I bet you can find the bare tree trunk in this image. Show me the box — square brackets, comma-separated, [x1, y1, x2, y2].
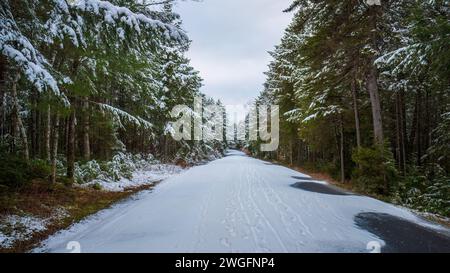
[0, 81, 4, 143]
[340, 117, 345, 183]
[164, 135, 168, 160]
[66, 58, 80, 177]
[351, 79, 362, 148]
[66, 109, 76, 181]
[12, 102, 19, 151]
[36, 105, 41, 156]
[64, 117, 69, 154]
[82, 97, 90, 161]
[400, 90, 407, 173]
[51, 113, 60, 184]
[0, 56, 5, 143]
[425, 89, 431, 151]
[416, 89, 422, 166]
[12, 73, 29, 161]
[395, 91, 403, 173]
[45, 105, 51, 162]
[409, 94, 418, 153]
[367, 5, 384, 145]
[17, 114, 29, 161]
[289, 137, 293, 166]
[367, 65, 384, 145]
[141, 129, 145, 154]
[30, 89, 39, 158]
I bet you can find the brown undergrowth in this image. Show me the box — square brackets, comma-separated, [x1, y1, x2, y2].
[0, 179, 158, 253]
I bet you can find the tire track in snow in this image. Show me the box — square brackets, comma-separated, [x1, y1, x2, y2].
[192, 171, 217, 252]
[235, 162, 261, 251]
[244, 161, 289, 253]
[259, 165, 314, 238]
[250, 165, 310, 250]
[263, 162, 365, 244]
[221, 164, 246, 252]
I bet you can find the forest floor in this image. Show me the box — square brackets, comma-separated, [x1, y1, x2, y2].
[0, 181, 159, 253]
[33, 150, 450, 253]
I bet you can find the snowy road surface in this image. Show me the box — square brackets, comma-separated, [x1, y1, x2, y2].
[37, 150, 450, 253]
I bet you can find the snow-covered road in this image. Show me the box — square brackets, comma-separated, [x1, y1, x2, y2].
[36, 150, 450, 253]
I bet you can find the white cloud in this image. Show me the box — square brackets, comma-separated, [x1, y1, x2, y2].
[188, 53, 267, 85]
[175, 0, 293, 106]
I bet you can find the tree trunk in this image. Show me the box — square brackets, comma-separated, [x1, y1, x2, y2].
[45, 105, 51, 162]
[12, 73, 29, 161]
[340, 117, 345, 183]
[36, 105, 41, 156]
[367, 5, 384, 145]
[164, 135, 168, 159]
[409, 93, 418, 154]
[31, 89, 40, 158]
[64, 117, 69, 155]
[66, 58, 80, 178]
[395, 91, 402, 173]
[51, 113, 60, 184]
[425, 89, 431, 151]
[289, 137, 293, 165]
[0, 56, 5, 143]
[400, 89, 407, 173]
[82, 97, 90, 161]
[367, 65, 384, 145]
[395, 91, 408, 174]
[351, 79, 362, 148]
[416, 89, 422, 166]
[0, 80, 4, 142]
[66, 109, 76, 181]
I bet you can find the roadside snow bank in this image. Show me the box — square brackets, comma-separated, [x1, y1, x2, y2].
[82, 164, 184, 192]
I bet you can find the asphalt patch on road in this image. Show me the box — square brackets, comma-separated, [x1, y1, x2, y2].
[291, 182, 352, 196]
[354, 212, 450, 253]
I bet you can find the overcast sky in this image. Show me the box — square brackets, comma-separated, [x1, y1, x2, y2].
[174, 0, 294, 107]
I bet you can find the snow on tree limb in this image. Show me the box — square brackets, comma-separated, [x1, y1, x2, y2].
[44, 0, 87, 48]
[1, 0, 188, 108]
[73, 0, 188, 43]
[0, 2, 69, 105]
[95, 102, 153, 130]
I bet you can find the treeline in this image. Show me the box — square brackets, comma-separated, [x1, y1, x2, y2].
[0, 0, 225, 188]
[247, 0, 449, 216]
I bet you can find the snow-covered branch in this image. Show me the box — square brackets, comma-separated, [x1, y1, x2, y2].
[95, 102, 153, 130]
[0, 2, 69, 105]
